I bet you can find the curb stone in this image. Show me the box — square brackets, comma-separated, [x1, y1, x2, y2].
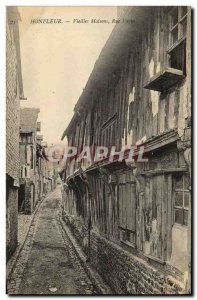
[6, 194, 47, 281]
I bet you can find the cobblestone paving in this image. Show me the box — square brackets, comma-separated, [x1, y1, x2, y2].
[58, 220, 98, 294]
[18, 214, 32, 245]
[7, 188, 98, 295]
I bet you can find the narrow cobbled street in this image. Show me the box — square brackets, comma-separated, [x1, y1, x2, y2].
[7, 188, 98, 295]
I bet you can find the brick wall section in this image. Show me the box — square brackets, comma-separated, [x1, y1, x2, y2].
[62, 211, 186, 295]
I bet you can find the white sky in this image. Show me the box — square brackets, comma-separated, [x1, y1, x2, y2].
[18, 7, 117, 146]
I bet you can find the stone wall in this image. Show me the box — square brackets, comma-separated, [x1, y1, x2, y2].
[6, 19, 20, 181]
[89, 231, 185, 295]
[6, 12, 21, 261]
[62, 211, 186, 295]
[6, 183, 18, 261]
[62, 212, 89, 255]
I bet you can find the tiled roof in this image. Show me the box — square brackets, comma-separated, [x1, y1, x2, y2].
[20, 107, 40, 132]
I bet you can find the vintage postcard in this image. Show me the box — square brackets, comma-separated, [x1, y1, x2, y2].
[6, 6, 192, 295]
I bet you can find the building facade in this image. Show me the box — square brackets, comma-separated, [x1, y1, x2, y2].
[6, 7, 24, 261]
[19, 108, 43, 214]
[36, 136, 50, 197]
[61, 7, 192, 294]
[47, 162, 57, 191]
[19, 110, 56, 214]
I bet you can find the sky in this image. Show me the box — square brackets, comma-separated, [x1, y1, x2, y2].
[18, 6, 117, 146]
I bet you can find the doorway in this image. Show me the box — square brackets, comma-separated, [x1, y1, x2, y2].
[18, 184, 25, 212]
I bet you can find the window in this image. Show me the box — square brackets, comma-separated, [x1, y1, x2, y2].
[37, 122, 41, 131]
[174, 174, 190, 226]
[169, 42, 186, 71]
[143, 7, 188, 92]
[119, 228, 135, 245]
[101, 113, 117, 147]
[168, 7, 188, 72]
[27, 135, 32, 143]
[30, 146, 33, 169]
[20, 134, 24, 143]
[25, 167, 27, 178]
[169, 7, 187, 46]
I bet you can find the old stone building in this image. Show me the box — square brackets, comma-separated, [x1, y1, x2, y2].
[61, 7, 192, 294]
[19, 110, 57, 215]
[47, 161, 59, 191]
[36, 138, 58, 195]
[36, 136, 49, 196]
[19, 108, 43, 214]
[6, 7, 25, 261]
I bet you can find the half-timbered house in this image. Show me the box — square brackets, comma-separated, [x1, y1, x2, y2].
[61, 7, 192, 294]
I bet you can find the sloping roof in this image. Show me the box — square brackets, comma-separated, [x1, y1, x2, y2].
[20, 107, 40, 132]
[61, 113, 79, 140]
[61, 7, 154, 140]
